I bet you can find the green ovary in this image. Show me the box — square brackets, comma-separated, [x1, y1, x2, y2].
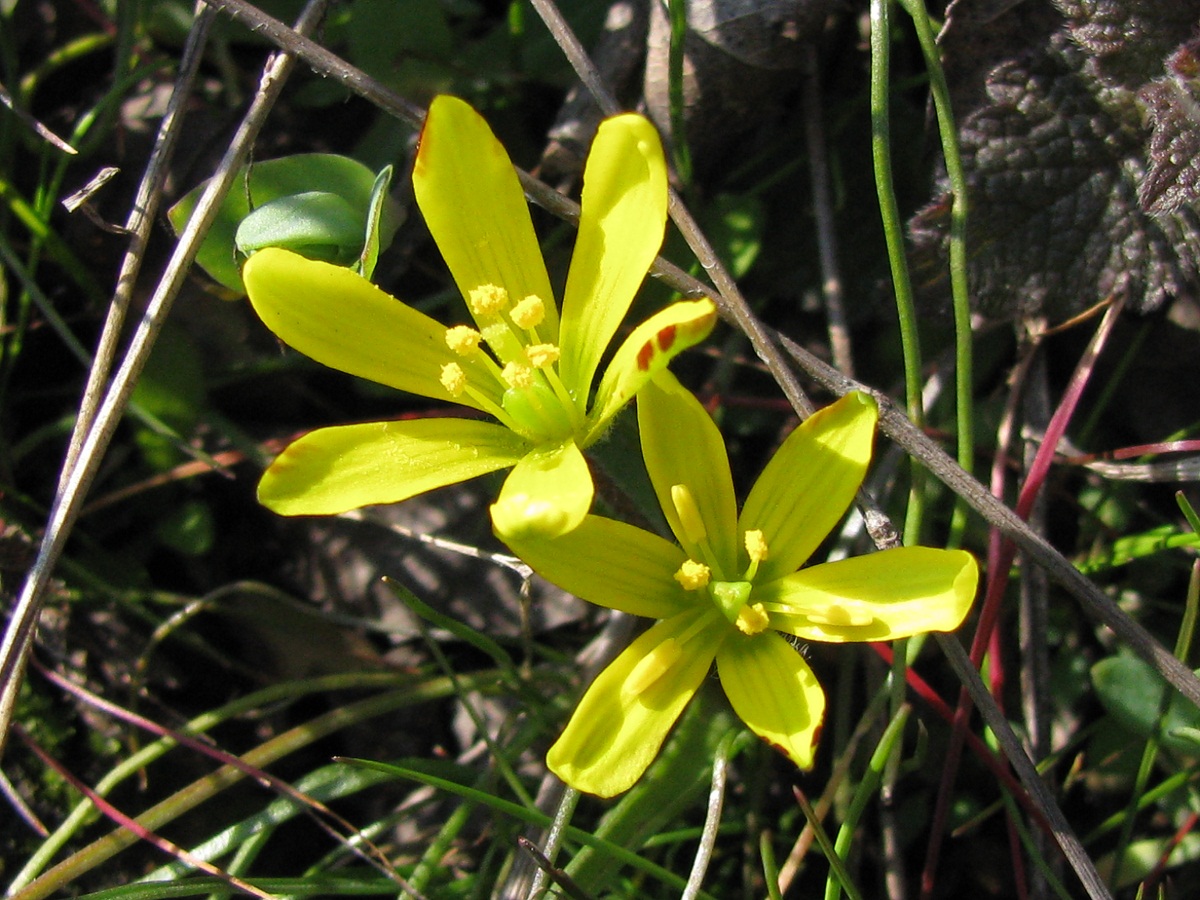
[708, 580, 769, 636]
[501, 381, 575, 442]
[709, 581, 752, 622]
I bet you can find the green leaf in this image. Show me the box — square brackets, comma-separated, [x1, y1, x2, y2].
[1077, 522, 1200, 574]
[1096, 833, 1200, 889]
[74, 875, 399, 898]
[169, 154, 401, 294]
[341, 757, 716, 898]
[357, 164, 395, 279]
[705, 192, 764, 279]
[234, 191, 363, 261]
[153, 499, 214, 557]
[1091, 652, 1200, 754]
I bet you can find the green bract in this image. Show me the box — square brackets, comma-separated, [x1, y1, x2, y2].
[504, 373, 979, 797]
[170, 154, 401, 293]
[243, 96, 716, 538]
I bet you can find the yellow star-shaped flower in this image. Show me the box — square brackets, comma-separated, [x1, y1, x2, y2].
[243, 96, 715, 538]
[504, 373, 979, 797]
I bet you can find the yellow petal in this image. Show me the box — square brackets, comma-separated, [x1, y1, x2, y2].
[412, 96, 559, 352]
[547, 612, 724, 797]
[490, 439, 592, 539]
[758, 547, 979, 642]
[587, 298, 717, 438]
[636, 371, 739, 573]
[559, 113, 668, 395]
[739, 392, 878, 583]
[258, 418, 529, 515]
[243, 248, 501, 412]
[716, 631, 825, 770]
[501, 515, 692, 620]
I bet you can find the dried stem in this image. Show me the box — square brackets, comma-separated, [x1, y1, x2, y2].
[0, 0, 332, 752]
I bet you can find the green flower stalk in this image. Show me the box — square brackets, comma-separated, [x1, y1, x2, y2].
[243, 96, 716, 538]
[505, 374, 978, 797]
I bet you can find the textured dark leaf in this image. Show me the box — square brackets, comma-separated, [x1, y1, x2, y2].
[1140, 39, 1200, 215]
[911, 2, 1200, 321]
[1053, 0, 1200, 87]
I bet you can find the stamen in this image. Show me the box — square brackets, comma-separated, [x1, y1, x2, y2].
[445, 325, 483, 355]
[502, 361, 534, 389]
[526, 343, 560, 368]
[744, 529, 768, 580]
[621, 637, 683, 701]
[745, 530, 768, 562]
[439, 362, 466, 396]
[674, 559, 711, 591]
[461, 384, 529, 436]
[735, 602, 770, 635]
[510, 295, 546, 329]
[670, 484, 708, 546]
[468, 283, 509, 316]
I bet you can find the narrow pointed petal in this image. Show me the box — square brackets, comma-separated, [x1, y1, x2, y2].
[559, 114, 668, 396]
[758, 547, 978, 642]
[413, 96, 559, 347]
[258, 418, 529, 515]
[740, 392, 878, 583]
[635, 371, 739, 572]
[502, 515, 692, 619]
[587, 299, 717, 439]
[490, 439, 592, 539]
[717, 631, 825, 770]
[548, 612, 724, 797]
[244, 248, 501, 412]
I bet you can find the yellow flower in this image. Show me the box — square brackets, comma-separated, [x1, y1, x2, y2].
[504, 374, 978, 797]
[242, 96, 715, 538]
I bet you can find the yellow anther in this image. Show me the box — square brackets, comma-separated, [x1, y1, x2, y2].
[525, 342, 560, 368]
[510, 295, 546, 329]
[440, 362, 466, 396]
[674, 559, 711, 591]
[744, 530, 768, 563]
[445, 325, 483, 355]
[735, 602, 770, 635]
[622, 637, 683, 701]
[468, 283, 509, 316]
[502, 361, 534, 389]
[670, 484, 708, 546]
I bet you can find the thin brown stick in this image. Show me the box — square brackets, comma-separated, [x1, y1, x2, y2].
[935, 634, 1111, 900]
[0, 0, 220, 755]
[0, 0, 332, 753]
[0, 81, 78, 155]
[802, 43, 855, 378]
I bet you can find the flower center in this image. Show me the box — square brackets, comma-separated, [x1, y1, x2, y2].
[668, 502, 772, 638]
[439, 283, 582, 441]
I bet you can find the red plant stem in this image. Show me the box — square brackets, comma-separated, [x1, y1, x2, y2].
[1142, 810, 1198, 893]
[920, 298, 1126, 900]
[11, 723, 273, 898]
[872, 643, 1051, 834]
[1063, 438, 1200, 464]
[31, 658, 402, 882]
